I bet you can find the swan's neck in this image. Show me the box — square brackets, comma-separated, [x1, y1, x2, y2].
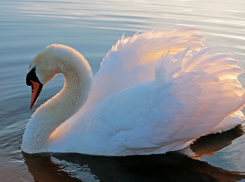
[22, 47, 92, 153]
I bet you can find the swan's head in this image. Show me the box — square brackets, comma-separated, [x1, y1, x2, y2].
[26, 45, 63, 110]
[26, 44, 92, 110]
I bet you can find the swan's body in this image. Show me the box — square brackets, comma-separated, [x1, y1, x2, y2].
[22, 29, 245, 156]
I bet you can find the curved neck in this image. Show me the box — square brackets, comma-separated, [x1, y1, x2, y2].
[22, 47, 92, 153]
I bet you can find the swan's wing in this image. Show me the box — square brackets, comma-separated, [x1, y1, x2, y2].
[88, 29, 205, 103]
[88, 46, 245, 155]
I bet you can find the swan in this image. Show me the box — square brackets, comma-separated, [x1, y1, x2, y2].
[22, 28, 245, 156]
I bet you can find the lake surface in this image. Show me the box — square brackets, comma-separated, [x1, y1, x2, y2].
[1, 0, 245, 181]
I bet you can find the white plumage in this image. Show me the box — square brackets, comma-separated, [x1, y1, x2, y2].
[22, 28, 245, 156]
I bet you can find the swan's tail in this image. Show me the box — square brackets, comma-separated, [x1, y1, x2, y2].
[154, 46, 245, 144]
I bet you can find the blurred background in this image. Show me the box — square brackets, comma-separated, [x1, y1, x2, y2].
[1, 0, 245, 181]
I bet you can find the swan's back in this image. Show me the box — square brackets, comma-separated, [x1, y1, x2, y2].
[49, 29, 245, 156]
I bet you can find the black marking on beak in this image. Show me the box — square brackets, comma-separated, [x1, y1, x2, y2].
[26, 68, 39, 86]
[26, 68, 43, 110]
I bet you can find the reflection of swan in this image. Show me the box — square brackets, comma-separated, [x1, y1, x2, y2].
[23, 126, 245, 182]
[25, 153, 245, 182]
[190, 125, 245, 159]
[22, 29, 245, 155]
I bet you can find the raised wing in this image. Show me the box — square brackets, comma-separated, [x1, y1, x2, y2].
[88, 28, 205, 103]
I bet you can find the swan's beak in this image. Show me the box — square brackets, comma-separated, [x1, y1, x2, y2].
[26, 68, 43, 110]
[29, 80, 43, 110]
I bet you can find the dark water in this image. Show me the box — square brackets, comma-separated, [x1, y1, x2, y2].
[1, 0, 245, 181]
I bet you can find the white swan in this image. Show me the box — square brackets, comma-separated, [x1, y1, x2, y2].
[22, 29, 245, 156]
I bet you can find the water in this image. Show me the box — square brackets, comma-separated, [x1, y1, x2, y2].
[1, 0, 245, 181]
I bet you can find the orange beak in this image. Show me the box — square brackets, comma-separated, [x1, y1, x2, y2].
[30, 80, 43, 110]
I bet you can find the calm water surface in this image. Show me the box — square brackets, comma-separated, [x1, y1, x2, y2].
[1, 0, 245, 181]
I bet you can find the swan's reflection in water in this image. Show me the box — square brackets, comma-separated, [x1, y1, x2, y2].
[191, 125, 245, 159]
[23, 125, 245, 182]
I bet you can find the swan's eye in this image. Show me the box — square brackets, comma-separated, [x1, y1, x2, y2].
[26, 67, 39, 86]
